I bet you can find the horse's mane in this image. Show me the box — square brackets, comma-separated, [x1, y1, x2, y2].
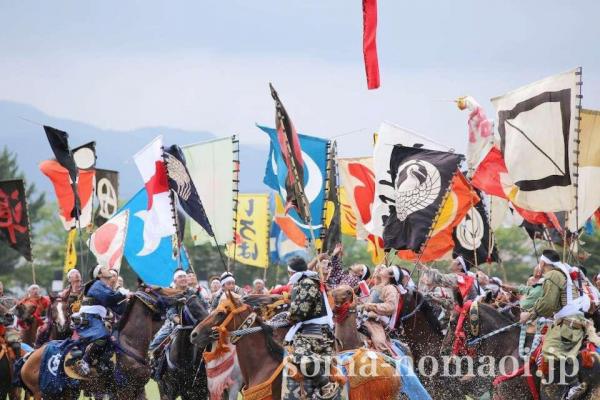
[478, 302, 516, 327]
[411, 290, 444, 335]
[116, 295, 138, 331]
[243, 294, 283, 308]
[255, 315, 284, 362]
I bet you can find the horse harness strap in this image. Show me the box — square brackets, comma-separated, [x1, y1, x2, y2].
[230, 311, 257, 344]
[241, 357, 288, 400]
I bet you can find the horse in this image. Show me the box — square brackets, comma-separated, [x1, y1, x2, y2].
[1, 301, 20, 400]
[156, 294, 210, 400]
[456, 296, 600, 400]
[14, 300, 42, 347]
[190, 292, 404, 400]
[330, 285, 365, 351]
[393, 288, 476, 399]
[18, 285, 181, 400]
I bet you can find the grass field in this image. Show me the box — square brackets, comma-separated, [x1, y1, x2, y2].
[79, 381, 160, 399]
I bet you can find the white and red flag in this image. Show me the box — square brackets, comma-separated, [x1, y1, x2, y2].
[89, 210, 129, 271]
[133, 136, 176, 256]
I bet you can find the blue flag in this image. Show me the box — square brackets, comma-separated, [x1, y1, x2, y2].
[121, 188, 182, 286]
[259, 125, 328, 239]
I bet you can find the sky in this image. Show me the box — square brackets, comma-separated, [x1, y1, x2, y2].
[1, 1, 599, 159]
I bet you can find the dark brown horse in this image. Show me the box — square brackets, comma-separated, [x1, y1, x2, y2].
[19, 286, 180, 400]
[156, 294, 209, 400]
[464, 300, 600, 400]
[1, 301, 20, 400]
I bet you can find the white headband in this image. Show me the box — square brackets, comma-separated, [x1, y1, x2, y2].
[390, 266, 400, 284]
[253, 279, 264, 285]
[173, 270, 187, 280]
[540, 255, 557, 266]
[221, 276, 235, 285]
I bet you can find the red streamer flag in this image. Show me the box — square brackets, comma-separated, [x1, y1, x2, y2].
[363, 0, 380, 90]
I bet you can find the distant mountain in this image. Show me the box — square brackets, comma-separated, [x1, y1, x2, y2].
[0, 101, 269, 198]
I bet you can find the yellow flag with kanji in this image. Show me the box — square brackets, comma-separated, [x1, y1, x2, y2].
[63, 228, 77, 274]
[226, 194, 270, 268]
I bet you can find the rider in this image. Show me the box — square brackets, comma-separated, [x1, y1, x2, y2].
[72, 265, 128, 377]
[149, 269, 195, 354]
[284, 256, 339, 400]
[419, 256, 482, 301]
[519, 249, 590, 400]
[210, 271, 245, 309]
[0, 281, 21, 357]
[20, 284, 51, 329]
[36, 269, 84, 346]
[361, 265, 402, 354]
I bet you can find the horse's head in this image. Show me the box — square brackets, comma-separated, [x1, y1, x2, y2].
[0, 302, 15, 327]
[331, 285, 354, 308]
[49, 297, 70, 334]
[181, 294, 209, 326]
[14, 301, 36, 324]
[189, 291, 249, 349]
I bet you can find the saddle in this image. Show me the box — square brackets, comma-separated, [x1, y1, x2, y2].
[63, 342, 117, 381]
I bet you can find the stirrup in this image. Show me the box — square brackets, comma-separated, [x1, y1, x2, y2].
[564, 381, 588, 400]
[317, 382, 340, 400]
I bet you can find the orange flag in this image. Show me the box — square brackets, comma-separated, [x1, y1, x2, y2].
[398, 172, 479, 262]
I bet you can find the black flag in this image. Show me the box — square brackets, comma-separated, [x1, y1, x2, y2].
[43, 126, 80, 219]
[0, 179, 33, 261]
[380, 146, 462, 251]
[94, 169, 119, 226]
[72, 141, 97, 170]
[269, 83, 311, 223]
[164, 145, 215, 237]
[452, 192, 499, 268]
[321, 142, 341, 253]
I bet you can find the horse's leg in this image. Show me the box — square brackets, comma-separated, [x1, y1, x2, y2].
[20, 346, 44, 398]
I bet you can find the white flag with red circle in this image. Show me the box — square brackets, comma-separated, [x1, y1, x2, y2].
[89, 210, 129, 271]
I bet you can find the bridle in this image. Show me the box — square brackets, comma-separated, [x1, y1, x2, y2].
[203, 299, 257, 361]
[332, 291, 357, 324]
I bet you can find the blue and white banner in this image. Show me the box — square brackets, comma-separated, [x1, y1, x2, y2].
[121, 188, 187, 287]
[259, 125, 328, 239]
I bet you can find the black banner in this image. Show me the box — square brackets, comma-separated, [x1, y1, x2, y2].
[0, 179, 32, 261]
[164, 145, 214, 237]
[94, 169, 119, 226]
[452, 192, 499, 268]
[381, 146, 462, 251]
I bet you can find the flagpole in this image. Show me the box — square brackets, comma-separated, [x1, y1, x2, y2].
[229, 136, 241, 272]
[31, 260, 36, 285]
[573, 67, 583, 257]
[161, 146, 183, 271]
[410, 172, 457, 279]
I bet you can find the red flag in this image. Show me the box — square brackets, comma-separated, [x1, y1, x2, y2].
[471, 146, 509, 198]
[363, 0, 380, 90]
[39, 160, 95, 230]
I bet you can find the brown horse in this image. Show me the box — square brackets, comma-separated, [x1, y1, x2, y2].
[330, 285, 364, 351]
[19, 286, 180, 400]
[35, 296, 73, 348]
[14, 300, 42, 347]
[190, 292, 403, 400]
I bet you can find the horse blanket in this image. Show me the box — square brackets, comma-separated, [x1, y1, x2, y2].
[40, 340, 79, 396]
